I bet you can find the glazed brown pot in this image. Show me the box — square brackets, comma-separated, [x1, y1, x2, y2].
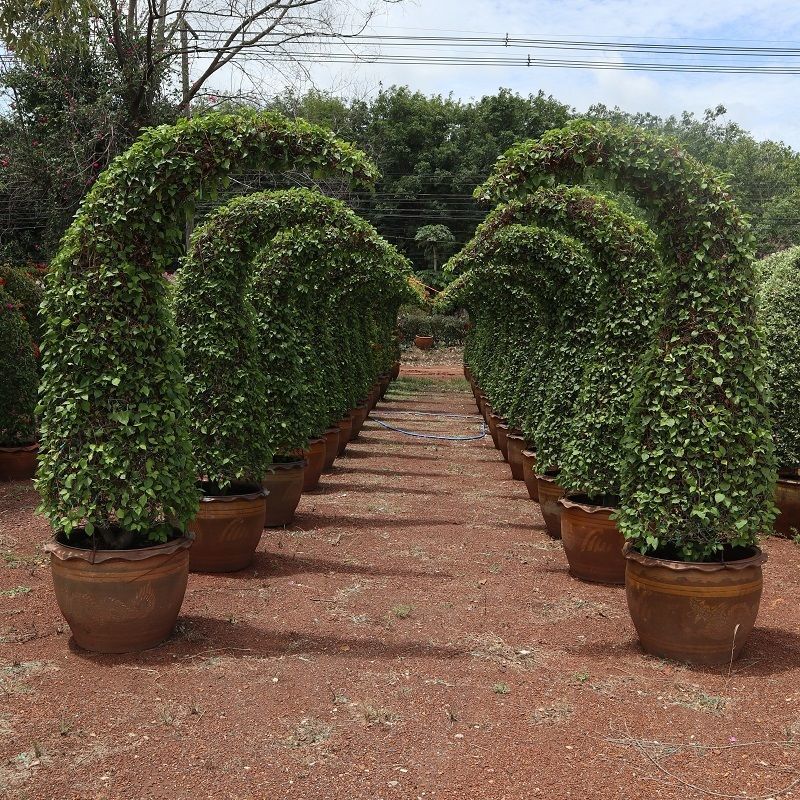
[624, 545, 766, 665]
[478, 394, 489, 421]
[323, 428, 340, 470]
[350, 405, 368, 440]
[262, 460, 306, 527]
[506, 434, 526, 481]
[486, 410, 501, 447]
[0, 443, 38, 481]
[379, 374, 391, 399]
[536, 471, 566, 539]
[774, 477, 800, 538]
[188, 486, 268, 572]
[46, 535, 192, 653]
[464, 364, 472, 382]
[414, 335, 434, 350]
[558, 495, 625, 585]
[521, 450, 539, 501]
[390, 361, 401, 380]
[303, 438, 326, 491]
[496, 423, 511, 462]
[336, 414, 354, 456]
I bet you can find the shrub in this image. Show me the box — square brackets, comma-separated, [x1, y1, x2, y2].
[0, 265, 44, 344]
[0, 291, 37, 446]
[396, 305, 469, 345]
[475, 121, 774, 560]
[37, 111, 378, 543]
[757, 246, 800, 471]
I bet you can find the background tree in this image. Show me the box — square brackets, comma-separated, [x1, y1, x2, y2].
[414, 224, 455, 272]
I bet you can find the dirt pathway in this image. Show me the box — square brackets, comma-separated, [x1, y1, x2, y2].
[1, 370, 799, 799]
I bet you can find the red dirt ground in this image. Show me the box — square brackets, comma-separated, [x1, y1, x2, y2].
[1, 366, 800, 800]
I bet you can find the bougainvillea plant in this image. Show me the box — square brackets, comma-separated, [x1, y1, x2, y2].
[446, 186, 661, 499]
[175, 188, 414, 483]
[36, 111, 378, 545]
[475, 121, 775, 561]
[757, 246, 800, 472]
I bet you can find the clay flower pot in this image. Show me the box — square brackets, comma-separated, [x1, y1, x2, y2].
[558, 495, 626, 585]
[336, 414, 354, 456]
[379, 374, 391, 400]
[624, 545, 766, 665]
[521, 450, 539, 501]
[0, 443, 38, 481]
[262, 460, 306, 528]
[390, 361, 401, 380]
[46, 534, 192, 653]
[350, 405, 368, 440]
[414, 335, 434, 350]
[188, 485, 268, 573]
[487, 412, 504, 449]
[303, 438, 326, 492]
[506, 434, 526, 481]
[774, 477, 800, 538]
[323, 428, 340, 470]
[496, 423, 511, 462]
[536, 470, 566, 539]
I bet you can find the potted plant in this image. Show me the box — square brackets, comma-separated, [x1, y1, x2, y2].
[0, 287, 38, 480]
[478, 121, 775, 664]
[36, 110, 380, 652]
[757, 246, 800, 539]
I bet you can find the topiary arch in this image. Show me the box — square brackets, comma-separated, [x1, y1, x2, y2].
[37, 111, 378, 542]
[445, 186, 661, 498]
[174, 188, 415, 488]
[475, 121, 775, 560]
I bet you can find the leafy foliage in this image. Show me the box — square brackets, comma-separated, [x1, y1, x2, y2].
[757, 246, 800, 471]
[176, 188, 411, 480]
[396, 305, 468, 345]
[0, 265, 44, 343]
[473, 121, 775, 561]
[36, 110, 378, 543]
[0, 289, 37, 445]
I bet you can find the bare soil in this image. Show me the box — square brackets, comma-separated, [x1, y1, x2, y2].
[1, 364, 799, 799]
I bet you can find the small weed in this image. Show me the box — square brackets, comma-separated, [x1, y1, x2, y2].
[667, 686, 729, 714]
[468, 633, 536, 670]
[492, 682, 510, 695]
[286, 717, 332, 748]
[361, 705, 399, 726]
[391, 604, 413, 619]
[0, 586, 31, 598]
[573, 671, 590, 685]
[531, 703, 574, 725]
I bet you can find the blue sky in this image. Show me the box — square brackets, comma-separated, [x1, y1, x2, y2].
[213, 0, 800, 147]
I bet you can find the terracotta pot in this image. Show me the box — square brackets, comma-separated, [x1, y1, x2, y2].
[379, 374, 391, 399]
[463, 364, 472, 382]
[323, 428, 340, 469]
[624, 545, 766, 665]
[774, 478, 800, 538]
[414, 335, 434, 350]
[506, 434, 526, 481]
[390, 361, 401, 380]
[336, 415, 354, 456]
[350, 405, 368, 440]
[521, 450, 539, 501]
[303, 438, 326, 491]
[558, 495, 626, 585]
[188, 486, 268, 573]
[0, 443, 38, 481]
[536, 471, 565, 539]
[46, 535, 192, 653]
[262, 460, 306, 527]
[478, 394, 489, 421]
[496, 423, 511, 462]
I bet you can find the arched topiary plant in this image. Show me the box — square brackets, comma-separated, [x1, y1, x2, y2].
[446, 186, 661, 499]
[477, 121, 775, 560]
[439, 224, 595, 471]
[757, 246, 800, 473]
[0, 290, 38, 447]
[0, 266, 44, 345]
[175, 189, 412, 481]
[37, 112, 377, 544]
[250, 222, 416, 454]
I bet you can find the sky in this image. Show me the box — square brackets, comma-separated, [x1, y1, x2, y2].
[208, 0, 800, 148]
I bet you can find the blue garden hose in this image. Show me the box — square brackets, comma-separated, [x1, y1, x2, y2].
[369, 410, 488, 441]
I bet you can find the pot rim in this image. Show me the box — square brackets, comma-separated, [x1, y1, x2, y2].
[778, 465, 800, 479]
[45, 534, 193, 564]
[777, 476, 800, 487]
[324, 427, 340, 436]
[506, 432, 525, 442]
[199, 485, 268, 503]
[623, 542, 767, 571]
[0, 442, 38, 453]
[521, 449, 537, 458]
[559, 493, 619, 514]
[307, 437, 325, 446]
[535, 469, 561, 483]
[266, 459, 307, 472]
